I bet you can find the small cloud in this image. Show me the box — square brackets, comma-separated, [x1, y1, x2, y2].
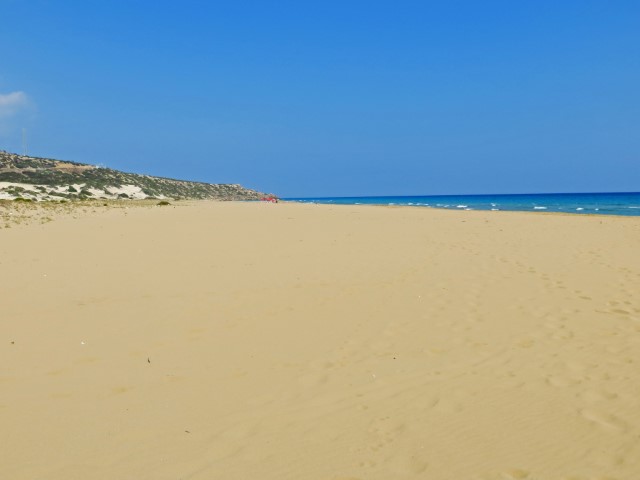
[0, 91, 29, 118]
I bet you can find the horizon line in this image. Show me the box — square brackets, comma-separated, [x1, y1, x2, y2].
[285, 191, 640, 199]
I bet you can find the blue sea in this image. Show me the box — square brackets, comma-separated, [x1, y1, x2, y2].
[285, 192, 640, 216]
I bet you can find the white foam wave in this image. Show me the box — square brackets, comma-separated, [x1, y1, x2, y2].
[533, 206, 547, 210]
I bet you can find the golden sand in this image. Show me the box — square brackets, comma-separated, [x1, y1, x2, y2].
[1, 201, 639, 479]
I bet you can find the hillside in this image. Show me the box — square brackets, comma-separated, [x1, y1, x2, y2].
[0, 150, 272, 201]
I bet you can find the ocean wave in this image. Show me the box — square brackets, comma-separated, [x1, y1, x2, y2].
[285, 194, 640, 216]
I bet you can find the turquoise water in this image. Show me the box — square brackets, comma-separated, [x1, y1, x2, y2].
[285, 192, 640, 216]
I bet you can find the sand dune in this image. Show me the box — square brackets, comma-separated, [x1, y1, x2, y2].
[1, 201, 639, 479]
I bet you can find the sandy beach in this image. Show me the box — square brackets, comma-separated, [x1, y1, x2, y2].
[1, 200, 639, 480]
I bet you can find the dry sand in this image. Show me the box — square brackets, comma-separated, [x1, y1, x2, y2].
[2, 201, 640, 480]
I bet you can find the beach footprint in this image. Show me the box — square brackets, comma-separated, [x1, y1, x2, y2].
[579, 408, 628, 432]
[386, 452, 429, 475]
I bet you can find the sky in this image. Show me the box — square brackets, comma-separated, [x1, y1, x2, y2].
[0, 0, 638, 197]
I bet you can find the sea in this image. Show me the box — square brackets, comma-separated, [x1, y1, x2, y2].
[285, 192, 640, 217]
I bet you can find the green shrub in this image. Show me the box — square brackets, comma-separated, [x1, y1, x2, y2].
[157, 200, 171, 206]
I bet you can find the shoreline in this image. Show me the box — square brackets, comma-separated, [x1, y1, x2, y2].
[2, 197, 639, 228]
[282, 191, 640, 218]
[281, 198, 640, 220]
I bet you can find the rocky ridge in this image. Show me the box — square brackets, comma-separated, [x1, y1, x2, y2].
[0, 150, 272, 201]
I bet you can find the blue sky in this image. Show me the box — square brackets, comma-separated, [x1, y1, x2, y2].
[1, 1, 638, 196]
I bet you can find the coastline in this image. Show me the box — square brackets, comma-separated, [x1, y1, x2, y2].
[2, 200, 639, 479]
[281, 198, 640, 220]
[284, 191, 640, 217]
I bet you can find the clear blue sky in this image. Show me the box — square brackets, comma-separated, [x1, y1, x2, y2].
[1, 1, 638, 197]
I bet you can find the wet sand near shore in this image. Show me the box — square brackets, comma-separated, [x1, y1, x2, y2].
[2, 201, 639, 480]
